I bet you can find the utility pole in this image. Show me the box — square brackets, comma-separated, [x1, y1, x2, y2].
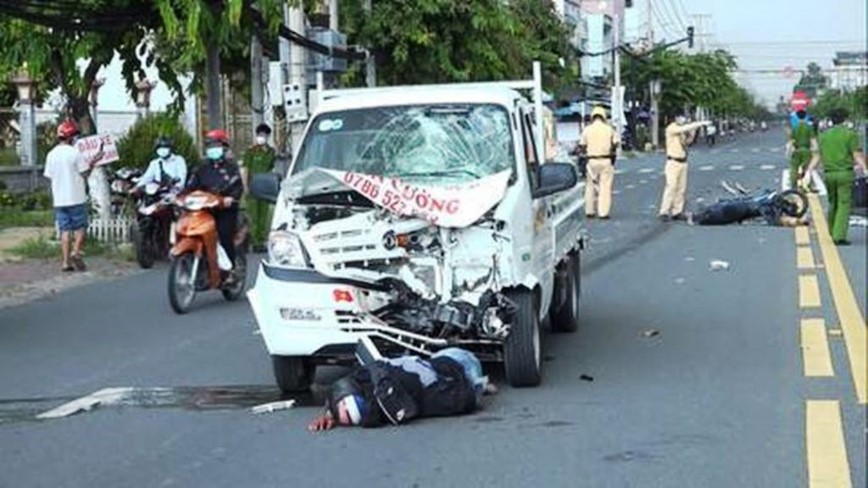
[205, 41, 222, 130]
[250, 33, 265, 135]
[283, 3, 308, 159]
[646, 0, 654, 46]
[612, 12, 623, 151]
[650, 79, 661, 149]
[363, 0, 376, 87]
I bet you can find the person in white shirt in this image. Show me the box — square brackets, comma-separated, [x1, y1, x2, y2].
[43, 120, 103, 272]
[135, 137, 187, 192]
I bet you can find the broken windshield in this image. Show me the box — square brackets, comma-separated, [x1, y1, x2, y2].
[292, 104, 515, 184]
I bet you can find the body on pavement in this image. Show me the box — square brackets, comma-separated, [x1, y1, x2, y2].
[658, 114, 711, 221]
[42, 120, 102, 272]
[579, 106, 620, 219]
[803, 108, 867, 245]
[241, 123, 276, 250]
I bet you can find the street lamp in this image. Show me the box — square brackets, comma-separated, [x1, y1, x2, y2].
[9, 69, 38, 173]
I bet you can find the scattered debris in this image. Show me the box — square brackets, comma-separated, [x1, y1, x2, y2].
[641, 329, 660, 338]
[709, 260, 730, 271]
[674, 277, 686, 284]
[849, 216, 868, 228]
[484, 383, 499, 396]
[828, 329, 843, 337]
[251, 400, 296, 414]
[579, 374, 594, 382]
[684, 256, 695, 262]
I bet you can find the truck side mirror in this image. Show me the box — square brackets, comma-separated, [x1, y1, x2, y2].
[532, 163, 578, 199]
[250, 172, 281, 203]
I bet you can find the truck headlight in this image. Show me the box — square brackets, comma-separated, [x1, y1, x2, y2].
[268, 231, 307, 267]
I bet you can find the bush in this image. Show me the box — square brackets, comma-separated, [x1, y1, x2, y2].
[116, 113, 200, 172]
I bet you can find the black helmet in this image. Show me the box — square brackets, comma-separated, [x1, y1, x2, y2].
[154, 136, 173, 150]
[255, 123, 272, 135]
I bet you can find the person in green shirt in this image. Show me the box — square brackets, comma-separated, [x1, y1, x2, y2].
[803, 108, 867, 245]
[786, 110, 818, 189]
[242, 123, 277, 251]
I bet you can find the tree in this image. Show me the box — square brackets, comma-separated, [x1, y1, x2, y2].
[339, 0, 573, 91]
[793, 62, 828, 100]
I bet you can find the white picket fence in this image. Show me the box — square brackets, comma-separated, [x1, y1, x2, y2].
[56, 217, 135, 243]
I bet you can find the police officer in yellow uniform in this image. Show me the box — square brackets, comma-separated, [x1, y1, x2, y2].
[579, 106, 620, 219]
[658, 113, 711, 221]
[802, 108, 867, 245]
[241, 123, 277, 251]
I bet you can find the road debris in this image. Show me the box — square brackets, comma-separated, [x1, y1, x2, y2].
[579, 374, 595, 382]
[674, 277, 686, 284]
[709, 260, 730, 271]
[641, 329, 660, 338]
[684, 256, 695, 262]
[828, 328, 843, 337]
[849, 216, 867, 227]
[251, 400, 296, 414]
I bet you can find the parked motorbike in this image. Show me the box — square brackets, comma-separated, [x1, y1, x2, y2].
[109, 167, 142, 217]
[131, 181, 177, 269]
[167, 190, 249, 314]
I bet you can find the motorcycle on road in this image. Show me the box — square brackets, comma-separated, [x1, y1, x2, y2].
[131, 182, 177, 269]
[167, 190, 249, 314]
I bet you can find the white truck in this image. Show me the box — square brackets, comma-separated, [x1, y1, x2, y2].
[248, 63, 585, 391]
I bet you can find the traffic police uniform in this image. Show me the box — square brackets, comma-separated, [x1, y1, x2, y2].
[579, 107, 619, 219]
[659, 118, 707, 219]
[242, 143, 276, 247]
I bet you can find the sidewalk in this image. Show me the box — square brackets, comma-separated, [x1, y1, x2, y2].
[0, 227, 138, 309]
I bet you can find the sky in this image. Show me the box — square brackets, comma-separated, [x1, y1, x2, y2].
[625, 0, 867, 107]
[91, 0, 867, 112]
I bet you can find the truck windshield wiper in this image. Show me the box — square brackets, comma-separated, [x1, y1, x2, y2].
[296, 190, 374, 207]
[395, 169, 481, 179]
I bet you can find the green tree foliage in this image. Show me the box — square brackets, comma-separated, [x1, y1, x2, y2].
[811, 86, 868, 121]
[116, 113, 200, 171]
[339, 0, 573, 91]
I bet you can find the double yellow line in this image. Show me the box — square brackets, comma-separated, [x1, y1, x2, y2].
[799, 195, 866, 488]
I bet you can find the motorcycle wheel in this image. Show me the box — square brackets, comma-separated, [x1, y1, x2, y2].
[776, 189, 809, 219]
[168, 253, 197, 314]
[131, 222, 155, 269]
[221, 251, 247, 301]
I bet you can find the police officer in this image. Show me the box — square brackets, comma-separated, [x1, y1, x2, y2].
[802, 108, 867, 245]
[786, 107, 818, 190]
[186, 129, 244, 267]
[658, 113, 711, 221]
[241, 123, 277, 251]
[579, 106, 619, 219]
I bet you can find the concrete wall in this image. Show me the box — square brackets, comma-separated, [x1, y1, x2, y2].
[0, 166, 46, 194]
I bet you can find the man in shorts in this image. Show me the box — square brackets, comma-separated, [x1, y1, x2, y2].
[43, 120, 102, 272]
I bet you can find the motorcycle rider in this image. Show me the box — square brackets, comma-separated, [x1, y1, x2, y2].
[135, 137, 187, 192]
[185, 129, 244, 272]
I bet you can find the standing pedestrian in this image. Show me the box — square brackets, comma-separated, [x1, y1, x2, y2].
[43, 120, 103, 272]
[241, 123, 276, 252]
[579, 106, 619, 219]
[786, 109, 817, 190]
[802, 108, 867, 245]
[658, 113, 711, 221]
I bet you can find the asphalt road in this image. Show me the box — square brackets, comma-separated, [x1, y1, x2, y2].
[1, 128, 865, 488]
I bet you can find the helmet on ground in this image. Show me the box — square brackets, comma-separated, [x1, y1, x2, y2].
[591, 106, 607, 120]
[57, 120, 78, 139]
[204, 129, 230, 146]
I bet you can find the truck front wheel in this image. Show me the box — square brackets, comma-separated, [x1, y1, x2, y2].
[503, 288, 542, 387]
[271, 355, 314, 393]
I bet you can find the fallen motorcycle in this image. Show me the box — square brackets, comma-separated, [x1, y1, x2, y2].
[691, 182, 808, 226]
[131, 182, 177, 269]
[167, 190, 249, 314]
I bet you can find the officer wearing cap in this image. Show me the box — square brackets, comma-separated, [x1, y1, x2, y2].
[242, 123, 277, 251]
[579, 106, 620, 219]
[658, 113, 712, 221]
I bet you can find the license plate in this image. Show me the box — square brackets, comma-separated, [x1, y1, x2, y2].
[280, 308, 322, 321]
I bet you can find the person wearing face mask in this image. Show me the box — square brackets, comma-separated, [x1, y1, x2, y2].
[658, 113, 712, 222]
[135, 137, 187, 192]
[186, 129, 245, 272]
[241, 123, 277, 251]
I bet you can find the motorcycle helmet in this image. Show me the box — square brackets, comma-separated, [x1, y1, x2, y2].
[57, 120, 78, 140]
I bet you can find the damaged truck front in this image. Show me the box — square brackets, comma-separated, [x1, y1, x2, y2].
[248, 76, 584, 391]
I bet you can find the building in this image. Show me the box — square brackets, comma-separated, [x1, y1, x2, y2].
[829, 51, 868, 91]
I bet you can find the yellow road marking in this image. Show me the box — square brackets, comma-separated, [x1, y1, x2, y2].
[797, 246, 816, 269]
[796, 226, 811, 245]
[806, 400, 852, 488]
[809, 194, 867, 404]
[799, 275, 822, 308]
[801, 319, 834, 377]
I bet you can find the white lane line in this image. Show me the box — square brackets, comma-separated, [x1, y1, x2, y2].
[769, 147, 781, 153]
[811, 170, 828, 196]
[760, 164, 776, 170]
[782, 169, 790, 191]
[698, 165, 714, 171]
[639, 179, 648, 184]
[729, 165, 745, 171]
[751, 148, 760, 153]
[729, 148, 739, 153]
[36, 387, 134, 419]
[626, 184, 636, 189]
[638, 168, 654, 174]
[614, 168, 626, 175]
[612, 189, 621, 195]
